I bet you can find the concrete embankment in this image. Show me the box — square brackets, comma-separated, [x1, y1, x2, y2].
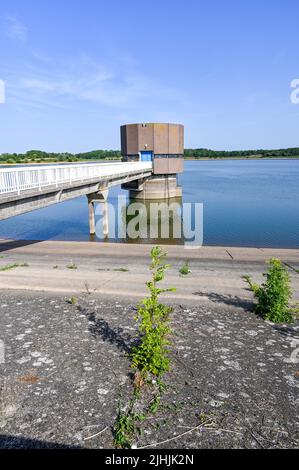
[0, 239, 299, 449]
[0, 239, 298, 305]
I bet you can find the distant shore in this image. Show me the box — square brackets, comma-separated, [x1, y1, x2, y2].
[1, 156, 299, 166]
[0, 159, 121, 167]
[185, 156, 299, 161]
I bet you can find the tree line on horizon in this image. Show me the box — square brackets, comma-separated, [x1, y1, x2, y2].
[0, 147, 299, 164]
[184, 147, 299, 158]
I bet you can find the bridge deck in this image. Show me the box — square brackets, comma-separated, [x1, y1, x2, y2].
[0, 161, 153, 221]
[0, 161, 152, 196]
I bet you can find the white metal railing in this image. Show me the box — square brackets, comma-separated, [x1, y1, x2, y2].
[0, 161, 152, 196]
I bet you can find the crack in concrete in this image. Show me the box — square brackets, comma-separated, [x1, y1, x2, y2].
[283, 261, 299, 275]
[226, 250, 234, 260]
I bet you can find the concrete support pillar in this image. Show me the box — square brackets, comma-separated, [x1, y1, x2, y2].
[87, 189, 109, 237]
[88, 200, 96, 235]
[102, 200, 109, 238]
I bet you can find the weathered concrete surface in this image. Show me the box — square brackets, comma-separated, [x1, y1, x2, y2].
[0, 292, 298, 449]
[125, 175, 182, 199]
[0, 240, 298, 305]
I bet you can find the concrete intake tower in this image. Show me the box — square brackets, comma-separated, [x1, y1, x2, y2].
[121, 123, 184, 199]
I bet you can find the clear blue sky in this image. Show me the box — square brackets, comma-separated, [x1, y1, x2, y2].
[0, 0, 299, 153]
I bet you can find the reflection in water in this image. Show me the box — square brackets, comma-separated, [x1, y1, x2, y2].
[94, 196, 184, 245]
[124, 197, 184, 245]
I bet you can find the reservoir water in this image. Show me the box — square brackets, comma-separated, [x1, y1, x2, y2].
[0, 159, 298, 248]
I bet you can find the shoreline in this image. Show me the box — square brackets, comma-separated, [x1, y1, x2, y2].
[1, 156, 299, 166]
[184, 156, 299, 161]
[0, 159, 121, 167]
[0, 237, 299, 253]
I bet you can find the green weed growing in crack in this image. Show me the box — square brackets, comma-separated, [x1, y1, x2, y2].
[67, 296, 78, 306]
[148, 395, 161, 413]
[67, 263, 78, 270]
[131, 246, 176, 380]
[113, 247, 177, 449]
[113, 394, 150, 449]
[179, 261, 191, 276]
[243, 258, 294, 323]
[0, 263, 29, 272]
[113, 398, 136, 449]
[113, 391, 167, 449]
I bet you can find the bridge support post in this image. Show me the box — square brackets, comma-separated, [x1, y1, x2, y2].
[87, 189, 109, 237]
[88, 200, 96, 235]
[102, 200, 109, 238]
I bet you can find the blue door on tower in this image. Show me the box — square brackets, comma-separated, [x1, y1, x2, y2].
[140, 151, 153, 162]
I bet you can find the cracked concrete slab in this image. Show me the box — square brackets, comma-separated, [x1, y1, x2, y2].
[0, 291, 298, 449]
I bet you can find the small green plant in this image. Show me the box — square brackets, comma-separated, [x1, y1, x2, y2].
[179, 261, 191, 276]
[131, 246, 176, 379]
[0, 262, 29, 272]
[113, 400, 136, 449]
[148, 395, 161, 413]
[134, 412, 147, 422]
[67, 263, 78, 270]
[244, 258, 293, 323]
[157, 378, 167, 393]
[68, 296, 78, 306]
[53, 265, 59, 269]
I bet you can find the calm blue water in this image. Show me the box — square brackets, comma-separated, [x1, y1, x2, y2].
[0, 160, 298, 248]
[180, 160, 299, 248]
